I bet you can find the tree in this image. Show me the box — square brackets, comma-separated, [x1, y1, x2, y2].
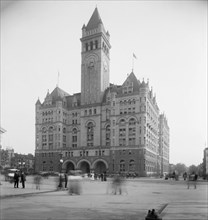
[188, 164, 199, 174]
[173, 163, 187, 175]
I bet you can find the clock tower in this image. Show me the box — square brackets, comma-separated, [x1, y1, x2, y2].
[80, 8, 111, 105]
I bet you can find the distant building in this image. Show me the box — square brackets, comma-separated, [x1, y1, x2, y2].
[158, 114, 170, 175]
[35, 8, 169, 176]
[203, 147, 208, 178]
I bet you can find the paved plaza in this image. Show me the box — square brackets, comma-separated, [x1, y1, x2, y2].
[0, 175, 207, 220]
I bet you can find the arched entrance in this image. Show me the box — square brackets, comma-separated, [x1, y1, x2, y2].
[94, 161, 107, 174]
[79, 161, 90, 174]
[65, 162, 75, 173]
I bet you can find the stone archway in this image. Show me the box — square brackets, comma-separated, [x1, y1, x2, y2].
[78, 161, 90, 174]
[93, 161, 107, 174]
[66, 162, 75, 173]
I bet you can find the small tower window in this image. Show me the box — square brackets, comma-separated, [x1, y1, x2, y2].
[85, 43, 88, 51]
[95, 40, 98, 49]
[90, 41, 93, 50]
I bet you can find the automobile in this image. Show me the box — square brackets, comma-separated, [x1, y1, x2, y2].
[4, 168, 20, 183]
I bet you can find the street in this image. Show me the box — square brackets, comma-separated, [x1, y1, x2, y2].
[0, 176, 207, 220]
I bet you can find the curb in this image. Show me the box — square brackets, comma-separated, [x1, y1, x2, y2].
[0, 189, 58, 199]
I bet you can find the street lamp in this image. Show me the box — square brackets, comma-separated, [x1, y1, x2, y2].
[18, 160, 25, 171]
[58, 153, 63, 188]
[60, 158, 63, 173]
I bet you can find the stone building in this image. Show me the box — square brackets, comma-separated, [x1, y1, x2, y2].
[35, 8, 169, 176]
[158, 114, 170, 175]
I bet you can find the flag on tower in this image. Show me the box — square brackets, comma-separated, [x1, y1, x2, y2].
[133, 53, 137, 59]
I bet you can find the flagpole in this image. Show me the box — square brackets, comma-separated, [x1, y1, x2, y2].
[132, 56, 134, 72]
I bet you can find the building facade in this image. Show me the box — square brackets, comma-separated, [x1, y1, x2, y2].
[158, 114, 170, 175]
[35, 8, 169, 176]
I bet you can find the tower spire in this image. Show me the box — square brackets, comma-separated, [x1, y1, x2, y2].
[56, 71, 60, 87]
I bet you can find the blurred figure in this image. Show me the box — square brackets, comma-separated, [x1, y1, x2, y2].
[64, 172, 68, 189]
[103, 171, 107, 181]
[68, 170, 82, 195]
[107, 174, 127, 195]
[14, 171, 19, 188]
[187, 172, 198, 189]
[100, 173, 104, 181]
[183, 172, 187, 181]
[34, 174, 42, 190]
[20, 171, 26, 188]
[58, 173, 64, 189]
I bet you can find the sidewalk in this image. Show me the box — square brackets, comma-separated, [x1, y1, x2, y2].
[0, 175, 58, 198]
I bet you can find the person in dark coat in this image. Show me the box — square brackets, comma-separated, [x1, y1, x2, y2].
[14, 171, 19, 188]
[64, 172, 68, 189]
[20, 171, 26, 188]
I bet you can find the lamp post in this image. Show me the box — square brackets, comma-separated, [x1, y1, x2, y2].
[58, 153, 63, 188]
[18, 159, 25, 171]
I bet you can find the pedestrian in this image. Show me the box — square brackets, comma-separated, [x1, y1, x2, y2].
[14, 170, 19, 188]
[193, 173, 198, 189]
[103, 171, 107, 181]
[34, 174, 42, 190]
[64, 172, 68, 189]
[100, 173, 104, 181]
[183, 172, 187, 181]
[20, 171, 26, 188]
[187, 172, 197, 189]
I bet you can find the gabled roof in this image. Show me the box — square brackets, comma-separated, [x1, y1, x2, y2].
[122, 72, 140, 92]
[86, 7, 103, 31]
[35, 98, 41, 105]
[50, 87, 69, 100]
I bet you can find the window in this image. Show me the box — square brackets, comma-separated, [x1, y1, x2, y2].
[85, 43, 88, 51]
[129, 160, 135, 171]
[129, 118, 136, 126]
[106, 125, 110, 146]
[95, 40, 98, 49]
[72, 128, 77, 148]
[42, 135, 47, 142]
[119, 119, 126, 146]
[49, 126, 53, 133]
[42, 127, 46, 133]
[48, 134, 53, 142]
[120, 160, 125, 172]
[87, 122, 94, 146]
[90, 41, 93, 50]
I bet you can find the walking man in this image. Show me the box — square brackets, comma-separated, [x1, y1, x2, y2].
[20, 171, 26, 188]
[14, 171, 19, 188]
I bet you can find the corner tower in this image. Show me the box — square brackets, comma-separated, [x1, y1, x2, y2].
[81, 8, 111, 105]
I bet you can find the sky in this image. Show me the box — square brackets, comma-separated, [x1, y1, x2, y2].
[1, 0, 207, 166]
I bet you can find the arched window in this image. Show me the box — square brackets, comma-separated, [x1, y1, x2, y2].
[87, 122, 94, 146]
[129, 118, 136, 126]
[106, 125, 110, 146]
[120, 160, 125, 172]
[129, 160, 135, 172]
[63, 127, 66, 133]
[42, 127, 47, 133]
[72, 128, 77, 148]
[48, 126, 53, 133]
[119, 119, 126, 126]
